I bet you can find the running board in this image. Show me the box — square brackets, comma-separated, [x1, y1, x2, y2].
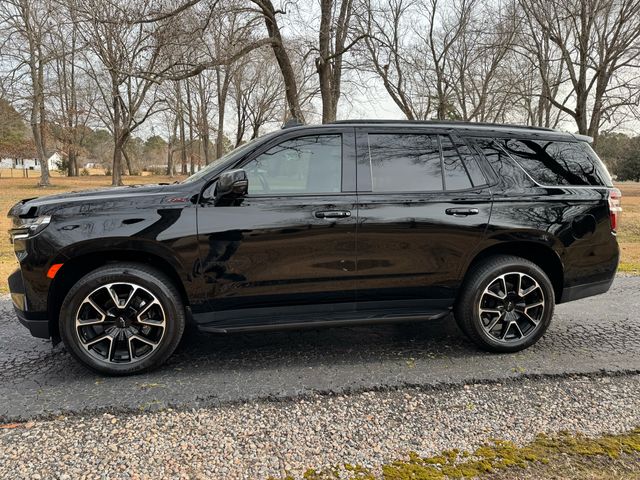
[196, 309, 450, 334]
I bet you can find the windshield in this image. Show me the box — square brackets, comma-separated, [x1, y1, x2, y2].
[181, 136, 265, 184]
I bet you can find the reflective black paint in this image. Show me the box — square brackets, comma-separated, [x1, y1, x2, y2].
[7, 122, 619, 340]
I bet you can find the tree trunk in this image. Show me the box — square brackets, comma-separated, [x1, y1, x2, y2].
[111, 77, 123, 186]
[35, 55, 50, 186]
[31, 117, 49, 186]
[179, 115, 187, 175]
[112, 139, 123, 186]
[202, 128, 211, 166]
[317, 0, 334, 123]
[166, 148, 174, 177]
[251, 123, 260, 139]
[215, 108, 225, 160]
[175, 82, 188, 175]
[235, 96, 246, 147]
[185, 80, 196, 174]
[317, 0, 352, 123]
[255, 0, 305, 122]
[435, 76, 447, 120]
[316, 57, 338, 123]
[197, 75, 211, 165]
[235, 118, 245, 147]
[68, 148, 78, 176]
[167, 112, 179, 176]
[215, 66, 232, 159]
[123, 147, 133, 176]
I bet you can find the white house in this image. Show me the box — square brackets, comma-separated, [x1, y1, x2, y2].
[0, 152, 61, 171]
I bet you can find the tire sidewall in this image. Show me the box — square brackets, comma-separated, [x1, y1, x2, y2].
[462, 259, 555, 352]
[59, 265, 185, 375]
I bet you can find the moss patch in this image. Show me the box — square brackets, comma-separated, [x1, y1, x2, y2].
[618, 262, 640, 275]
[272, 429, 640, 479]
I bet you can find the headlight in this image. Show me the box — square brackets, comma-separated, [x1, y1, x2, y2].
[9, 215, 52, 242]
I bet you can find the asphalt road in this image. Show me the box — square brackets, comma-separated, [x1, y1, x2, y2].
[1, 276, 639, 422]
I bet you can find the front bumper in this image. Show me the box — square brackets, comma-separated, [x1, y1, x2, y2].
[8, 268, 50, 339]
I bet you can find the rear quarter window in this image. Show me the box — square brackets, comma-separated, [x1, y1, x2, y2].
[496, 138, 612, 187]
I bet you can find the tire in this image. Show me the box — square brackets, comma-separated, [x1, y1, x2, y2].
[454, 255, 555, 353]
[454, 308, 471, 338]
[59, 263, 186, 375]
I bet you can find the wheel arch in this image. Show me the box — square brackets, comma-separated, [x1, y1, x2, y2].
[47, 246, 190, 339]
[462, 241, 564, 301]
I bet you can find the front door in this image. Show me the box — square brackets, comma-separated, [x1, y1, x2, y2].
[354, 128, 492, 309]
[196, 128, 358, 325]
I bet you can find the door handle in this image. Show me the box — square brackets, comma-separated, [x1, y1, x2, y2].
[315, 210, 351, 219]
[445, 208, 479, 217]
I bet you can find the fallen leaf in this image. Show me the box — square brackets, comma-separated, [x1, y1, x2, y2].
[0, 423, 22, 429]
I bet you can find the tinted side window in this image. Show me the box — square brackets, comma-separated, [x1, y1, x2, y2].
[368, 134, 442, 192]
[472, 138, 534, 190]
[580, 142, 614, 186]
[245, 135, 342, 194]
[441, 135, 471, 190]
[497, 138, 611, 186]
[440, 135, 488, 190]
[454, 141, 487, 187]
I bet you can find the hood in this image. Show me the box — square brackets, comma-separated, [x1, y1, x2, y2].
[8, 183, 195, 219]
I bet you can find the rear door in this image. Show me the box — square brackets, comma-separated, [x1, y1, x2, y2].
[354, 127, 492, 309]
[196, 127, 358, 319]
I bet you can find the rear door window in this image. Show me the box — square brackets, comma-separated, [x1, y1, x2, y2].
[366, 133, 485, 192]
[441, 136, 487, 189]
[367, 133, 442, 192]
[496, 138, 612, 186]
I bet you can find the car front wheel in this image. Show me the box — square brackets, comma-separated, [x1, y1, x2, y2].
[59, 263, 185, 375]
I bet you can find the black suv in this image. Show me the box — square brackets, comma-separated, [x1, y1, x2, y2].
[8, 121, 621, 375]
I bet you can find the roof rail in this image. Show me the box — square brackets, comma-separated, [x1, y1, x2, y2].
[330, 119, 557, 132]
[282, 118, 304, 129]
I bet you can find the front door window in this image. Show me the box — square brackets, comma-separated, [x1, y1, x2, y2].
[244, 135, 342, 195]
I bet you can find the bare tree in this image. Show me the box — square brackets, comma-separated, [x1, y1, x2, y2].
[414, 0, 477, 120]
[75, 0, 168, 185]
[195, 72, 215, 165]
[48, 9, 97, 176]
[4, 0, 640, 173]
[511, 10, 569, 128]
[357, 0, 477, 121]
[0, 0, 55, 185]
[519, 0, 640, 143]
[357, 0, 434, 120]
[231, 48, 285, 144]
[316, 0, 361, 123]
[251, 0, 306, 122]
[164, 2, 261, 159]
[174, 81, 188, 174]
[447, 2, 516, 122]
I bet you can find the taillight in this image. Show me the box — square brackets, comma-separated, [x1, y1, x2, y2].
[608, 188, 622, 232]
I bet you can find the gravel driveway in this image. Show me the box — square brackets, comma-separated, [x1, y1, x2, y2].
[1, 276, 639, 422]
[1, 375, 639, 479]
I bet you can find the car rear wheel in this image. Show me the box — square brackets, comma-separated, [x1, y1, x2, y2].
[454, 255, 555, 353]
[59, 263, 185, 375]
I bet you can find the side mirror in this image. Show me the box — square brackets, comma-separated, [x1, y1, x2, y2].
[215, 168, 248, 202]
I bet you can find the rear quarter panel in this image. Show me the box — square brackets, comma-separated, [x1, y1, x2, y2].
[461, 133, 619, 300]
[484, 186, 619, 290]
